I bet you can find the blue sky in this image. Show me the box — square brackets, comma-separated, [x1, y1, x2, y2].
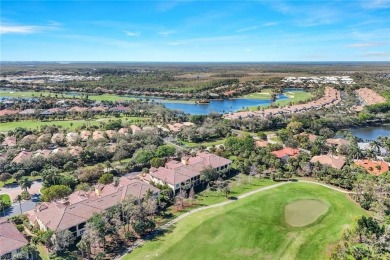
[1, 0, 390, 61]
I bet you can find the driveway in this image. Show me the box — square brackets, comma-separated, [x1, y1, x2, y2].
[0, 180, 42, 201]
[0, 199, 38, 217]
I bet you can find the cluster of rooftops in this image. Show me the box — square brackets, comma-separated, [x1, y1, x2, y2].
[355, 87, 387, 105]
[0, 105, 134, 117]
[224, 87, 341, 120]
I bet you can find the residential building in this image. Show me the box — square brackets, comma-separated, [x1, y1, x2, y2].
[310, 154, 346, 169]
[12, 151, 32, 164]
[149, 152, 232, 192]
[1, 136, 17, 148]
[326, 138, 349, 147]
[354, 160, 389, 176]
[27, 177, 159, 238]
[0, 218, 29, 260]
[272, 147, 300, 162]
[358, 142, 388, 156]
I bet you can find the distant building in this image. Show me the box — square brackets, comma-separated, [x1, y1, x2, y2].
[326, 138, 349, 147]
[1, 136, 17, 148]
[272, 147, 300, 162]
[358, 142, 388, 156]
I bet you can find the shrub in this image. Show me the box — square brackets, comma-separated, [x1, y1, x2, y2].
[98, 173, 114, 185]
[21, 191, 31, 200]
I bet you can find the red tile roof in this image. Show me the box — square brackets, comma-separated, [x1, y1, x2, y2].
[272, 147, 300, 159]
[354, 160, 389, 176]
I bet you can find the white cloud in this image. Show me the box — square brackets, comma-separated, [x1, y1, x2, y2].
[361, 52, 390, 58]
[158, 31, 175, 36]
[347, 42, 384, 48]
[262, 22, 278, 27]
[237, 22, 278, 32]
[0, 22, 60, 34]
[125, 31, 140, 37]
[362, 0, 390, 9]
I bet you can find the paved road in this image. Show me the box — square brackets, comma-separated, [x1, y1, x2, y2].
[0, 199, 38, 217]
[0, 180, 42, 201]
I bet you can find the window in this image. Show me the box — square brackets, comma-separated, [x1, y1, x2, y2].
[1, 253, 12, 260]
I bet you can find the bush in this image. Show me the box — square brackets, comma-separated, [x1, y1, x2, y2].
[98, 173, 114, 185]
[21, 191, 31, 200]
[16, 224, 24, 232]
[124, 231, 137, 242]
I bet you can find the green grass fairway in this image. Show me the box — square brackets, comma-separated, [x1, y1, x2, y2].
[284, 199, 329, 227]
[0, 117, 145, 132]
[127, 183, 367, 260]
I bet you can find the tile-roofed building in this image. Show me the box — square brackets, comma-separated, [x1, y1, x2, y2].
[224, 87, 341, 120]
[0, 218, 29, 259]
[92, 131, 106, 140]
[40, 108, 64, 115]
[298, 132, 318, 142]
[355, 88, 386, 105]
[130, 125, 142, 135]
[0, 109, 19, 117]
[109, 105, 131, 113]
[67, 106, 88, 113]
[20, 134, 37, 143]
[166, 122, 194, 133]
[33, 149, 52, 159]
[105, 130, 117, 139]
[12, 151, 32, 164]
[255, 140, 269, 148]
[272, 147, 300, 161]
[66, 132, 79, 144]
[80, 130, 92, 141]
[19, 108, 37, 115]
[354, 160, 389, 176]
[150, 151, 232, 192]
[27, 177, 158, 237]
[326, 138, 349, 147]
[89, 106, 108, 112]
[36, 133, 52, 143]
[68, 146, 83, 157]
[310, 154, 346, 169]
[117, 127, 129, 135]
[1, 136, 17, 147]
[51, 133, 65, 144]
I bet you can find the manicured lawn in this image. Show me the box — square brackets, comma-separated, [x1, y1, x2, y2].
[0, 176, 41, 188]
[242, 88, 273, 100]
[181, 138, 226, 148]
[127, 183, 367, 260]
[246, 91, 313, 111]
[0, 116, 146, 132]
[0, 90, 135, 102]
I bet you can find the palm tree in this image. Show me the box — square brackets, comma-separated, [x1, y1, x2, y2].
[0, 200, 7, 216]
[15, 195, 23, 214]
[19, 177, 33, 193]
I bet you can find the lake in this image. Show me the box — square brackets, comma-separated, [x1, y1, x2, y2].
[150, 89, 304, 115]
[1, 87, 306, 115]
[348, 125, 390, 141]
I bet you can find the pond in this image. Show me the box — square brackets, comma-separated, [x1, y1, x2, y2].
[149, 89, 304, 115]
[348, 125, 390, 141]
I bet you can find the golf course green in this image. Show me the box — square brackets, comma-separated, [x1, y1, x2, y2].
[127, 182, 367, 260]
[284, 199, 329, 227]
